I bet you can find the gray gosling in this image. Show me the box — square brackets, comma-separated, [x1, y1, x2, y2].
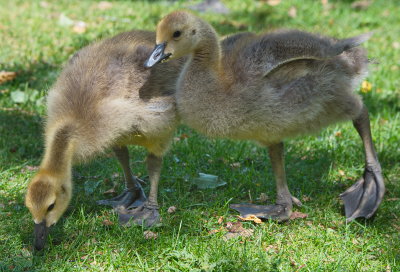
[145, 11, 384, 222]
[25, 30, 184, 250]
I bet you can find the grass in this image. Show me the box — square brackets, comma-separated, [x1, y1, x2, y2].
[0, 0, 399, 271]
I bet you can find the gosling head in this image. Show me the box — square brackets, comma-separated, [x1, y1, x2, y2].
[144, 11, 201, 68]
[25, 170, 72, 250]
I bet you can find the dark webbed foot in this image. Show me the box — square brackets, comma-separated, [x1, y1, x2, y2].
[118, 202, 160, 227]
[340, 165, 385, 222]
[230, 203, 292, 221]
[230, 195, 302, 222]
[97, 184, 146, 209]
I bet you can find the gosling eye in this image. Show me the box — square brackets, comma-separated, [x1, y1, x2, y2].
[173, 31, 181, 38]
[47, 203, 55, 212]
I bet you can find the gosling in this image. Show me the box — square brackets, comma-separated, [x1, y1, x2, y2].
[145, 11, 384, 222]
[25, 30, 184, 250]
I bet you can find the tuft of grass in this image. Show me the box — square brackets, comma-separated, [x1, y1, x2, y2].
[0, 0, 399, 271]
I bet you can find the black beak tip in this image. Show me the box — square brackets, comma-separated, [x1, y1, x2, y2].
[34, 221, 49, 251]
[144, 42, 170, 69]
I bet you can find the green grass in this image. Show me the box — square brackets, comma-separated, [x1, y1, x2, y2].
[1, 0, 399, 271]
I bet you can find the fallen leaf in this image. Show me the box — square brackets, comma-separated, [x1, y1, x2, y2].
[26, 165, 39, 171]
[264, 244, 279, 253]
[112, 173, 119, 178]
[180, 133, 189, 140]
[192, 173, 226, 189]
[392, 42, 400, 49]
[259, 193, 268, 202]
[361, 80, 372, 93]
[387, 198, 399, 201]
[58, 13, 74, 27]
[84, 180, 101, 195]
[73, 21, 87, 34]
[237, 214, 262, 224]
[10, 90, 27, 103]
[0, 71, 16, 84]
[230, 162, 241, 168]
[266, 0, 281, 6]
[301, 195, 311, 202]
[144, 230, 158, 240]
[321, 0, 329, 6]
[217, 216, 224, 224]
[40, 1, 49, 8]
[338, 170, 345, 176]
[290, 211, 308, 220]
[103, 187, 117, 196]
[167, 206, 177, 213]
[334, 131, 342, 137]
[97, 1, 112, 10]
[223, 222, 254, 240]
[351, 0, 371, 10]
[102, 219, 113, 226]
[288, 6, 297, 18]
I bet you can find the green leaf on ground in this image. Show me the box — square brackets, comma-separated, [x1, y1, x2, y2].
[192, 173, 227, 189]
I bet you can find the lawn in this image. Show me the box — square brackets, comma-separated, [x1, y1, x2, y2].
[0, 0, 399, 271]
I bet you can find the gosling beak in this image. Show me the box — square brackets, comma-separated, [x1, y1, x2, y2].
[144, 42, 171, 68]
[34, 220, 49, 251]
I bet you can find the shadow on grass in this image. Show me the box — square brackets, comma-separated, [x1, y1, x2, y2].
[0, 110, 43, 170]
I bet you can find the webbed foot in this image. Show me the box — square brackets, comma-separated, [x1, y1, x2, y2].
[340, 165, 385, 222]
[118, 202, 160, 227]
[97, 185, 146, 209]
[230, 203, 292, 221]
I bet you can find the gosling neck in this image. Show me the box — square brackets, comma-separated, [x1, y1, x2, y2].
[40, 123, 76, 178]
[191, 20, 221, 70]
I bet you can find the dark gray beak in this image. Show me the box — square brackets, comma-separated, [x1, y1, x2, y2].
[34, 220, 49, 251]
[144, 42, 171, 68]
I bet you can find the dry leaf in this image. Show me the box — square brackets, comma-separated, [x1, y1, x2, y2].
[338, 170, 345, 176]
[392, 42, 400, 49]
[102, 219, 113, 226]
[144, 230, 158, 240]
[392, 224, 400, 231]
[288, 6, 297, 18]
[321, 0, 329, 6]
[266, 0, 281, 6]
[387, 198, 399, 201]
[334, 131, 342, 137]
[98, 1, 112, 10]
[351, 0, 371, 10]
[264, 244, 279, 253]
[361, 80, 372, 93]
[301, 195, 311, 202]
[167, 206, 177, 213]
[103, 187, 117, 196]
[237, 214, 262, 224]
[40, 1, 49, 8]
[73, 21, 87, 34]
[290, 211, 308, 220]
[208, 227, 224, 235]
[112, 173, 119, 178]
[230, 162, 241, 168]
[0, 71, 17, 84]
[217, 216, 224, 224]
[259, 193, 268, 202]
[223, 221, 254, 240]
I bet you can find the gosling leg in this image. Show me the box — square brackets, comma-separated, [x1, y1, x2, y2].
[231, 142, 301, 221]
[340, 105, 385, 221]
[118, 153, 162, 227]
[97, 146, 146, 209]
